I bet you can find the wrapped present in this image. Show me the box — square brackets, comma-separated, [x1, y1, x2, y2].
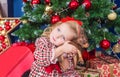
[112, 63, 120, 77]
[76, 65, 100, 77]
[76, 67, 100, 77]
[81, 69, 100, 77]
[88, 55, 120, 77]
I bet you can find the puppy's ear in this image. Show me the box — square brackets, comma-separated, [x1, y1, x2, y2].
[77, 27, 89, 48]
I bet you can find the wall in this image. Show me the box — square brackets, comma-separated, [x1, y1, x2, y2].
[13, 0, 23, 17]
[8, 0, 23, 17]
[0, 0, 8, 17]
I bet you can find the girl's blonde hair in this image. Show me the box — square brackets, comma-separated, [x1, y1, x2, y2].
[41, 21, 62, 37]
[42, 20, 89, 48]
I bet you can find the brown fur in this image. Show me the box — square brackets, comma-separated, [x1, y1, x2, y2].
[58, 41, 84, 71]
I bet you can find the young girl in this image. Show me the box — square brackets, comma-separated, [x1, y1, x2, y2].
[29, 17, 89, 77]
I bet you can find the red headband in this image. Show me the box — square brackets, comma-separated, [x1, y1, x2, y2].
[61, 16, 83, 26]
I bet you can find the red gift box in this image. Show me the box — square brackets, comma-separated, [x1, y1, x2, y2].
[0, 46, 34, 77]
[89, 56, 120, 77]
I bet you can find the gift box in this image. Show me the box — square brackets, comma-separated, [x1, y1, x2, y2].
[0, 46, 34, 77]
[88, 55, 120, 77]
[76, 67, 100, 77]
[81, 69, 100, 77]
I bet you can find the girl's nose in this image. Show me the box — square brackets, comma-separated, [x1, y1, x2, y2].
[56, 35, 62, 39]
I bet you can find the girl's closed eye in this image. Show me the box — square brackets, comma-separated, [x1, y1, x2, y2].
[62, 36, 65, 40]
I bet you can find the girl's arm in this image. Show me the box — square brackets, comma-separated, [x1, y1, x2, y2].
[52, 41, 78, 61]
[34, 37, 53, 66]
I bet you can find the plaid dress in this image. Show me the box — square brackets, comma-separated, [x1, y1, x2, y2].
[29, 37, 81, 77]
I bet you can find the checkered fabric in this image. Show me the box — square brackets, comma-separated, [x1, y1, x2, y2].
[29, 37, 81, 77]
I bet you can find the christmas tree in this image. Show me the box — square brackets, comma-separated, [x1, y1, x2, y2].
[13, 0, 120, 51]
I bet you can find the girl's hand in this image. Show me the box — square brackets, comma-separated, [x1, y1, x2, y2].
[62, 41, 78, 54]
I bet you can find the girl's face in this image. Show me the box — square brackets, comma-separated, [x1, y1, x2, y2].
[50, 22, 76, 46]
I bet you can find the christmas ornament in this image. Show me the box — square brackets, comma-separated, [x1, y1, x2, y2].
[1, 30, 6, 35]
[22, 20, 28, 24]
[82, 0, 91, 10]
[112, 43, 120, 53]
[85, 12, 90, 17]
[23, 0, 27, 3]
[0, 35, 5, 42]
[100, 39, 111, 50]
[0, 18, 21, 54]
[5, 25, 11, 31]
[112, 4, 117, 10]
[0, 27, 3, 31]
[68, 0, 79, 10]
[45, 0, 50, 4]
[51, 15, 61, 24]
[107, 12, 117, 20]
[44, 5, 53, 15]
[31, 0, 40, 5]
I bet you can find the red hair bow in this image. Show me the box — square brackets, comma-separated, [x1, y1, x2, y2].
[61, 16, 83, 26]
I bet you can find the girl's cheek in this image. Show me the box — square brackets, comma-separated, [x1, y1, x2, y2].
[56, 40, 64, 46]
[59, 39, 65, 45]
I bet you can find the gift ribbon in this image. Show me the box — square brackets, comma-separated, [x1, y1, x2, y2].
[109, 64, 114, 77]
[97, 56, 111, 64]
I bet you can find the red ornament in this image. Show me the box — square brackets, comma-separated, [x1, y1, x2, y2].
[112, 4, 118, 10]
[5, 25, 11, 31]
[0, 27, 3, 31]
[23, 0, 27, 3]
[31, 0, 40, 5]
[51, 15, 61, 24]
[118, 40, 120, 44]
[0, 35, 5, 42]
[45, 0, 50, 4]
[15, 19, 20, 24]
[68, 0, 79, 10]
[100, 39, 111, 50]
[82, 0, 91, 10]
[2, 43, 6, 48]
[4, 21, 10, 26]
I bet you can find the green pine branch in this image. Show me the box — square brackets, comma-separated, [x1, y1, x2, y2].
[13, 0, 120, 51]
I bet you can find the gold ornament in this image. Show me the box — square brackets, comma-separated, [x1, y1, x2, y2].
[5, 42, 9, 46]
[22, 20, 28, 24]
[112, 43, 120, 53]
[44, 5, 53, 15]
[4, 39, 8, 43]
[0, 30, 6, 35]
[108, 12, 117, 20]
[12, 22, 16, 26]
[0, 20, 4, 25]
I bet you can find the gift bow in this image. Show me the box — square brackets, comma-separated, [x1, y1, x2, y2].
[45, 62, 62, 74]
